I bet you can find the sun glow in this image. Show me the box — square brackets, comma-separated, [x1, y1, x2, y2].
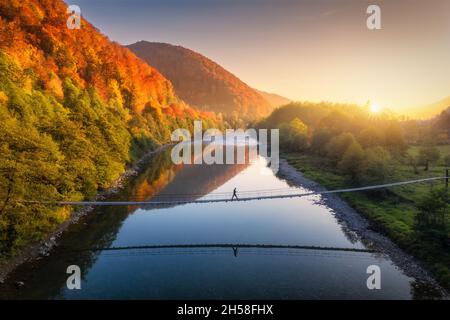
[370, 102, 381, 114]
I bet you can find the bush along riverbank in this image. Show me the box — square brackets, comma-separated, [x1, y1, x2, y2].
[282, 152, 450, 292]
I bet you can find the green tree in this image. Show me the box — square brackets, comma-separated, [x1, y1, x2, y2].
[364, 146, 392, 184]
[444, 154, 450, 167]
[318, 110, 354, 135]
[310, 127, 332, 155]
[287, 118, 308, 151]
[384, 123, 407, 155]
[418, 145, 441, 171]
[338, 141, 367, 182]
[326, 132, 356, 162]
[279, 122, 291, 149]
[358, 127, 384, 148]
[406, 153, 420, 174]
[279, 118, 309, 152]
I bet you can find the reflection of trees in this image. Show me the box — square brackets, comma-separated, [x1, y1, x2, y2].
[2, 146, 250, 299]
[124, 150, 182, 212]
[132, 144, 251, 209]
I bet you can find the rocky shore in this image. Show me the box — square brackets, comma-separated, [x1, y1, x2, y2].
[278, 158, 449, 298]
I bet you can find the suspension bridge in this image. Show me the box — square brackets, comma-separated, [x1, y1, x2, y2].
[67, 243, 379, 259]
[21, 174, 449, 261]
[21, 175, 449, 206]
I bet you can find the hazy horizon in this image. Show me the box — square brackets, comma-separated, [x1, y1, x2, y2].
[71, 0, 450, 115]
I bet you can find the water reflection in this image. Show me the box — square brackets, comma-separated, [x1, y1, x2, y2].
[0, 146, 443, 299]
[1, 146, 251, 298]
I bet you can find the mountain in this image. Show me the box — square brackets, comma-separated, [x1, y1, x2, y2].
[0, 0, 220, 255]
[407, 97, 450, 119]
[255, 89, 291, 108]
[127, 41, 274, 121]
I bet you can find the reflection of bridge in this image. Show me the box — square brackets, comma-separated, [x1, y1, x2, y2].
[83, 243, 376, 253]
[22, 176, 448, 206]
[73, 243, 378, 258]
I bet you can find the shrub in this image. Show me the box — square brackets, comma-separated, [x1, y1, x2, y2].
[415, 188, 449, 245]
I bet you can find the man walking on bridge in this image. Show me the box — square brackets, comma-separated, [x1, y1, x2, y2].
[232, 188, 238, 201]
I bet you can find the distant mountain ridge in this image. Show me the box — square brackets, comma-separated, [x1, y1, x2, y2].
[127, 41, 276, 120]
[255, 89, 291, 108]
[408, 96, 450, 119]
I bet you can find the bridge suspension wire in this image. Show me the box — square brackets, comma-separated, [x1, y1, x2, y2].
[124, 187, 308, 201]
[126, 186, 309, 198]
[19, 176, 447, 206]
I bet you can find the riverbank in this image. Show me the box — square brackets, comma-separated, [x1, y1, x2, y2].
[0, 144, 171, 283]
[278, 157, 449, 298]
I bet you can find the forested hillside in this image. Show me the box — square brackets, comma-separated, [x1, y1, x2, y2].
[127, 41, 274, 123]
[0, 0, 221, 256]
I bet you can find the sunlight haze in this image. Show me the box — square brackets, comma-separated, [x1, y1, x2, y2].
[72, 0, 450, 114]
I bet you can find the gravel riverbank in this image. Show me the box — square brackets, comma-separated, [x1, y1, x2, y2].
[278, 158, 448, 298]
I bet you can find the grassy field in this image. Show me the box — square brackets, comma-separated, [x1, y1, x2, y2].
[283, 146, 450, 290]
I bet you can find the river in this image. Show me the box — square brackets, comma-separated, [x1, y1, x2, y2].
[0, 145, 439, 299]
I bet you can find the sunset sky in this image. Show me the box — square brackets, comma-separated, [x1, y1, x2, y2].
[72, 0, 450, 113]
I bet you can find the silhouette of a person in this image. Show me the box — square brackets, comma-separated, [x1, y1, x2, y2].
[232, 188, 238, 201]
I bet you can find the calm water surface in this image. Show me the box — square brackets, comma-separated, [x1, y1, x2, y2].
[1, 147, 435, 299]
